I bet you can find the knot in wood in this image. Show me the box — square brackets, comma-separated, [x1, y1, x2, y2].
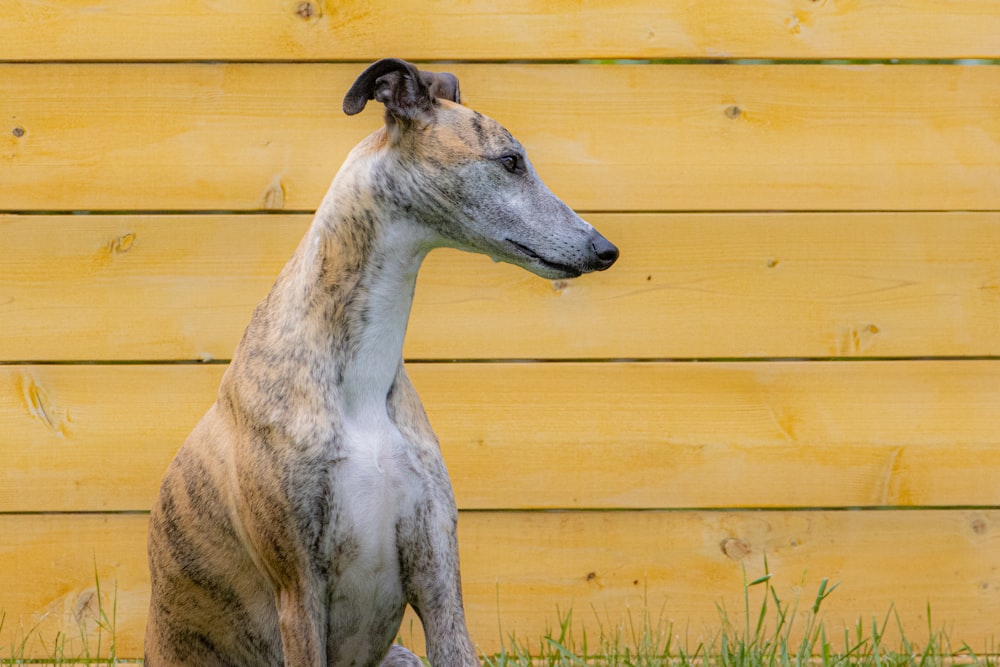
[720, 537, 751, 561]
[296, 1, 317, 19]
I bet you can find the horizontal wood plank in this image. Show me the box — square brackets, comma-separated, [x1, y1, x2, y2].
[2, 64, 999, 211]
[3, 212, 999, 361]
[2, 361, 998, 513]
[3, 1, 1000, 61]
[1, 510, 996, 659]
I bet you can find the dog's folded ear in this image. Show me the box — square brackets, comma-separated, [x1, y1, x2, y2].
[419, 70, 460, 107]
[343, 58, 461, 121]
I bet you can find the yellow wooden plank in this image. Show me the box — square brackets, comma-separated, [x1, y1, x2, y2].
[0, 214, 302, 362]
[3, 212, 999, 361]
[2, 64, 999, 211]
[0, 514, 150, 661]
[3, 1, 1000, 61]
[3, 361, 998, 513]
[1, 510, 997, 659]
[0, 365, 219, 512]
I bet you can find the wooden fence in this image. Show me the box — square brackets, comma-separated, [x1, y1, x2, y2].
[2, 1, 999, 660]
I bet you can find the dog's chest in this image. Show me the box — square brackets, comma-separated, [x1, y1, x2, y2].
[274, 413, 424, 665]
[330, 413, 422, 570]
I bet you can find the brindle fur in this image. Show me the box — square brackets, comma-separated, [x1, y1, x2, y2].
[145, 58, 618, 667]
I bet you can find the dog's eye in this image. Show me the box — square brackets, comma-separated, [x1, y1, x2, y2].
[498, 153, 523, 174]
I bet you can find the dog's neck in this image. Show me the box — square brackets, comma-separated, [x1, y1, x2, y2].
[230, 140, 440, 439]
[315, 163, 435, 422]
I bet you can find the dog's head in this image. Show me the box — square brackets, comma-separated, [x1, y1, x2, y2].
[343, 58, 618, 280]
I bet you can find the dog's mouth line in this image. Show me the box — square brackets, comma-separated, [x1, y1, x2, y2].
[505, 239, 582, 278]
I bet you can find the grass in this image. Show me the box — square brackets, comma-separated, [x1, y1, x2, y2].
[2, 561, 995, 666]
[482, 559, 995, 667]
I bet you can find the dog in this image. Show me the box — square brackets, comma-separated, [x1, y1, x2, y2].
[145, 58, 618, 667]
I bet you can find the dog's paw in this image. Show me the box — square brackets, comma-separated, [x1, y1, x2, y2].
[379, 644, 424, 667]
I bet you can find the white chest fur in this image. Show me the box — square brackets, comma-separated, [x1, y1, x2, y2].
[326, 412, 421, 662]
[339, 412, 421, 541]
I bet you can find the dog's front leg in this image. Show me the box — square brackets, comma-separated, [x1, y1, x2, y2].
[399, 506, 478, 667]
[277, 582, 327, 666]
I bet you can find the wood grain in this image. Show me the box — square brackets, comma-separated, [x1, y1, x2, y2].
[3, 212, 999, 361]
[2, 510, 996, 659]
[3, 1, 1000, 61]
[3, 361, 997, 513]
[3, 64, 999, 211]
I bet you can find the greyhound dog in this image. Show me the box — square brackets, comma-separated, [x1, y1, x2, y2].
[145, 58, 618, 667]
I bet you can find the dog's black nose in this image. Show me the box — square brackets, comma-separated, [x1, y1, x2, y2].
[590, 234, 620, 271]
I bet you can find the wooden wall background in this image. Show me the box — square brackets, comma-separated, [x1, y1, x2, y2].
[2, 1, 999, 660]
